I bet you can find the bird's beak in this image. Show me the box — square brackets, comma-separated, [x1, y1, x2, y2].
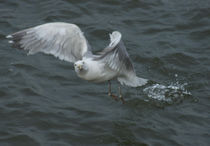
[78, 65, 82, 70]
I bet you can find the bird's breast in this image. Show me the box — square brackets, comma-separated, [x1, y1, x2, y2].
[77, 59, 117, 83]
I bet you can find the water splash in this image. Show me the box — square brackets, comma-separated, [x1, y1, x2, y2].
[143, 82, 192, 104]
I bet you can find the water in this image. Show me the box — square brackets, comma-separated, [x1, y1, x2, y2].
[143, 82, 191, 104]
[0, 0, 210, 145]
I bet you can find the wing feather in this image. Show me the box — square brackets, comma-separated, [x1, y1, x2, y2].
[7, 22, 91, 63]
[95, 31, 148, 87]
[96, 31, 134, 73]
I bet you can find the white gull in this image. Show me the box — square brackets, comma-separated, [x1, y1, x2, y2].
[6, 22, 148, 103]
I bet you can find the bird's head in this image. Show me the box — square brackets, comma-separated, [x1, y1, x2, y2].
[74, 60, 88, 73]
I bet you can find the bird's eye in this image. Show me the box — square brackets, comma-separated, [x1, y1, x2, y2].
[82, 62, 84, 64]
[74, 64, 76, 66]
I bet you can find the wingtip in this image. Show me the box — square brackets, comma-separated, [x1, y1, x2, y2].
[6, 35, 13, 39]
[108, 31, 121, 47]
[8, 40, 14, 44]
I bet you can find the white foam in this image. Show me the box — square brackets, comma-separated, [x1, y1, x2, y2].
[143, 82, 191, 103]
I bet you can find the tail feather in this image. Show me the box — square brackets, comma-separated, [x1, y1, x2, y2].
[118, 75, 148, 87]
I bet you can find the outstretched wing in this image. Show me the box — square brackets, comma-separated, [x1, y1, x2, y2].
[96, 31, 147, 87]
[6, 22, 91, 63]
[96, 31, 134, 74]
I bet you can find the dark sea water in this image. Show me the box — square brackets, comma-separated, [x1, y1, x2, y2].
[0, 0, 210, 145]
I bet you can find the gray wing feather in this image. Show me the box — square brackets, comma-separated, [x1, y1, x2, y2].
[96, 31, 134, 74]
[7, 22, 91, 63]
[95, 31, 148, 87]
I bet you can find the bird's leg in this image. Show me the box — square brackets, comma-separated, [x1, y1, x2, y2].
[108, 80, 111, 96]
[108, 81, 118, 101]
[118, 86, 125, 104]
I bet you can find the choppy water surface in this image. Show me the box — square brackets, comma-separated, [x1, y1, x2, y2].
[0, 0, 210, 145]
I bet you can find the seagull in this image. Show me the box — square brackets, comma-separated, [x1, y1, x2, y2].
[6, 22, 148, 103]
